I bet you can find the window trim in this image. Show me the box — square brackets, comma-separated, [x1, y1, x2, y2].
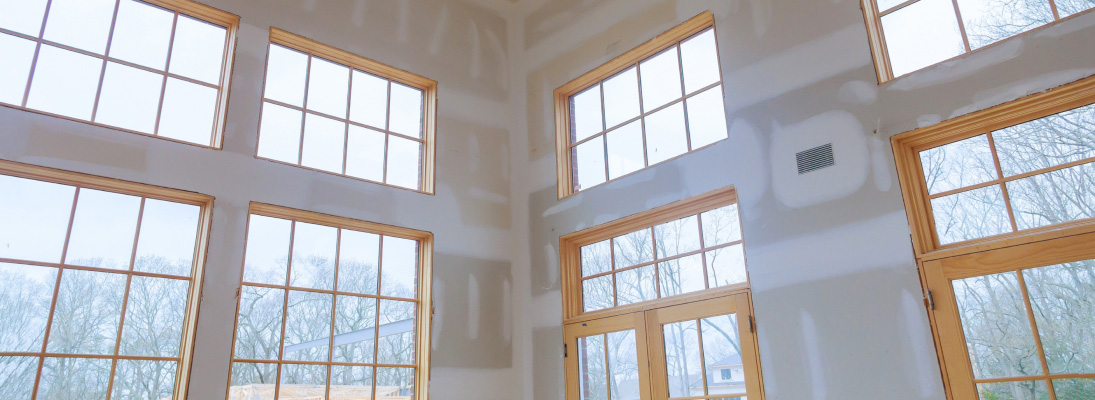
[0, 158, 215, 400]
[256, 28, 439, 195]
[552, 11, 720, 199]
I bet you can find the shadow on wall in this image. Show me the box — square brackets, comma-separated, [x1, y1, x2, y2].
[431, 253, 513, 369]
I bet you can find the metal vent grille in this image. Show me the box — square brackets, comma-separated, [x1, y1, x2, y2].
[796, 143, 835, 175]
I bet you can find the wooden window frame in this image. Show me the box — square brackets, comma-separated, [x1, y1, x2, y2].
[0, 159, 215, 400]
[553, 11, 725, 199]
[0, 0, 240, 148]
[225, 202, 435, 400]
[256, 28, 439, 195]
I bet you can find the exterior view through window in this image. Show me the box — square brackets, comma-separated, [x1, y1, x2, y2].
[0, 160, 212, 399]
[0, 0, 238, 147]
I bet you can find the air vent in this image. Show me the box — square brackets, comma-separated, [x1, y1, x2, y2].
[796, 143, 835, 175]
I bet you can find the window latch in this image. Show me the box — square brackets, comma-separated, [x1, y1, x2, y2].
[563, 343, 568, 358]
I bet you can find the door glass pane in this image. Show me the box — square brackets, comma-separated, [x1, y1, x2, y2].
[606, 330, 640, 400]
[701, 314, 746, 399]
[662, 320, 701, 398]
[952, 272, 1042, 379]
[1052, 378, 1095, 399]
[578, 334, 607, 400]
[975, 380, 1049, 400]
[1023, 260, 1095, 374]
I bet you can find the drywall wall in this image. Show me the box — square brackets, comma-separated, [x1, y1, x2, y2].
[0, 0, 519, 398]
[508, 0, 1095, 399]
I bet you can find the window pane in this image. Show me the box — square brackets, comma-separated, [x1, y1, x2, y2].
[243, 215, 292, 285]
[654, 216, 701, 259]
[663, 320, 701, 398]
[283, 290, 333, 362]
[26, 45, 102, 120]
[639, 48, 683, 112]
[686, 85, 728, 149]
[701, 204, 742, 247]
[658, 254, 705, 297]
[118, 276, 187, 357]
[702, 314, 746, 398]
[578, 334, 607, 400]
[0, 356, 38, 400]
[65, 189, 142, 270]
[110, 359, 176, 400]
[930, 185, 1012, 245]
[375, 367, 414, 400]
[956, 0, 1053, 50]
[877, 0, 907, 11]
[0, 33, 37, 105]
[975, 380, 1049, 400]
[583, 275, 613, 313]
[613, 228, 653, 268]
[993, 104, 1095, 177]
[264, 44, 308, 107]
[95, 62, 163, 133]
[349, 71, 388, 128]
[257, 102, 304, 164]
[0, 175, 75, 263]
[645, 102, 688, 165]
[333, 295, 376, 364]
[229, 362, 278, 400]
[331, 366, 373, 399]
[1057, 0, 1095, 16]
[301, 113, 347, 174]
[1052, 378, 1095, 399]
[706, 245, 747, 288]
[389, 82, 423, 139]
[1006, 162, 1095, 230]
[881, 0, 965, 77]
[133, 199, 200, 277]
[381, 236, 418, 299]
[580, 239, 612, 277]
[920, 134, 998, 195]
[616, 265, 656, 305]
[345, 125, 386, 182]
[306, 56, 350, 118]
[571, 85, 603, 142]
[680, 29, 720, 94]
[0, 0, 49, 36]
[575, 136, 607, 191]
[606, 330, 639, 400]
[157, 77, 218, 145]
[108, 0, 174, 70]
[38, 357, 112, 399]
[953, 272, 1042, 379]
[0, 263, 57, 352]
[385, 135, 422, 190]
[42, 0, 115, 54]
[168, 15, 226, 85]
[47, 269, 126, 355]
[603, 67, 640, 129]
[1024, 260, 1095, 374]
[234, 286, 285, 360]
[606, 120, 645, 180]
[290, 222, 337, 290]
[279, 364, 328, 398]
[337, 229, 380, 295]
[377, 300, 416, 365]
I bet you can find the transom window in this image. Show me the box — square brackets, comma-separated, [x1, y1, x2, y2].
[256, 29, 438, 193]
[0, 0, 238, 147]
[0, 159, 213, 399]
[554, 11, 728, 198]
[227, 203, 433, 400]
[863, 0, 1095, 81]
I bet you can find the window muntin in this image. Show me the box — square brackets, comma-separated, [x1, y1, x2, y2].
[228, 204, 432, 400]
[864, 0, 1095, 81]
[0, 0, 238, 147]
[0, 160, 212, 399]
[256, 29, 437, 193]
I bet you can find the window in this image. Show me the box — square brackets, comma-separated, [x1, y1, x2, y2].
[862, 0, 1095, 81]
[553, 11, 728, 198]
[227, 203, 433, 400]
[255, 28, 438, 193]
[720, 369, 732, 381]
[0, 159, 213, 399]
[0, 0, 238, 147]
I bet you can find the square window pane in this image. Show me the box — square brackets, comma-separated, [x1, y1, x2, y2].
[975, 380, 1049, 400]
[264, 44, 308, 107]
[582, 275, 613, 313]
[108, 0, 173, 70]
[279, 364, 328, 398]
[658, 254, 705, 297]
[0, 33, 37, 105]
[110, 359, 176, 400]
[133, 199, 200, 277]
[920, 134, 998, 195]
[616, 265, 656, 305]
[38, 357, 112, 399]
[377, 300, 416, 365]
[46, 269, 126, 355]
[386, 135, 422, 190]
[42, 0, 115, 54]
[257, 102, 304, 164]
[706, 245, 747, 288]
[603, 67, 640, 129]
[349, 71, 388, 128]
[26, 45, 102, 120]
[580, 239, 611, 277]
[644, 102, 688, 165]
[306, 56, 350, 117]
[662, 320, 701, 398]
[381, 236, 418, 299]
[1024, 260, 1095, 374]
[168, 15, 226, 85]
[375, 367, 415, 400]
[882, 0, 965, 77]
[157, 77, 218, 145]
[606, 330, 639, 400]
[1006, 162, 1095, 230]
[1052, 378, 1095, 399]
[701, 314, 744, 396]
[0, 356, 38, 399]
[606, 120, 644, 180]
[118, 276, 188, 357]
[957, 0, 1053, 50]
[337, 229, 380, 295]
[300, 113, 347, 174]
[639, 47, 683, 112]
[345, 125, 386, 183]
[331, 366, 373, 399]
[229, 362, 278, 400]
[283, 290, 333, 362]
[1058, 0, 1095, 16]
[243, 215, 292, 285]
[290, 222, 337, 290]
[993, 104, 1095, 177]
[574, 136, 607, 191]
[234, 286, 285, 360]
[701, 204, 743, 247]
[334, 295, 376, 364]
[578, 334, 606, 400]
[654, 215, 701, 259]
[95, 62, 163, 133]
[686, 85, 728, 149]
[680, 29, 720, 94]
[389, 82, 423, 139]
[953, 272, 1042, 379]
[571, 85, 603, 142]
[0, 263, 57, 352]
[613, 228, 653, 268]
[0, 0, 49, 36]
[0, 175, 75, 263]
[65, 189, 142, 270]
[930, 185, 1012, 245]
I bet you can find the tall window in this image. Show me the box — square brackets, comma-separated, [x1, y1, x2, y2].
[0, 159, 214, 399]
[0, 0, 238, 147]
[255, 29, 438, 193]
[227, 203, 433, 400]
[862, 0, 1095, 81]
[553, 11, 728, 198]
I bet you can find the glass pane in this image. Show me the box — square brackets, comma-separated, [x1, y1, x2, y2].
[1057, 0, 1095, 16]
[575, 136, 607, 191]
[333, 295, 376, 364]
[702, 314, 746, 398]
[345, 125, 386, 182]
[118, 276, 187, 357]
[613, 229, 653, 268]
[388, 82, 423, 139]
[0, 175, 75, 263]
[0, 356, 38, 400]
[930, 185, 1012, 245]
[686, 85, 728, 149]
[645, 102, 689, 165]
[110, 359, 176, 400]
[583, 275, 614, 312]
[300, 114, 347, 174]
[234, 286, 285, 360]
[257, 102, 304, 164]
[306, 56, 350, 117]
[706, 245, 747, 288]
[338, 229, 380, 295]
[877, 0, 907, 11]
[658, 254, 705, 297]
[680, 29, 720, 94]
[702, 204, 743, 247]
[976, 380, 1049, 400]
[603, 67, 640, 129]
[639, 47, 683, 112]
[283, 290, 333, 362]
[95, 62, 163, 133]
[386, 135, 422, 190]
[0, 263, 57, 352]
[264, 44, 308, 107]
[330, 366, 374, 399]
[0, 0, 49, 36]
[279, 364, 328, 399]
[47, 269, 126, 355]
[134, 199, 199, 276]
[375, 367, 415, 400]
[65, 189, 142, 270]
[1052, 378, 1095, 399]
[380, 236, 418, 299]
[606, 330, 640, 400]
[571, 85, 603, 142]
[957, 0, 1053, 50]
[42, 0, 115, 54]
[229, 362, 278, 400]
[109, 0, 173, 70]
[654, 215, 701, 258]
[1007, 162, 1095, 230]
[0, 33, 37, 105]
[580, 239, 612, 277]
[578, 334, 607, 400]
[616, 265, 656, 306]
[606, 120, 645, 180]
[243, 215, 292, 285]
[953, 272, 1042, 379]
[377, 300, 416, 365]
[881, 0, 965, 77]
[168, 15, 226, 85]
[920, 134, 997, 195]
[26, 45, 102, 120]
[349, 71, 388, 128]
[38, 357, 112, 399]
[1024, 260, 1095, 374]
[993, 104, 1095, 177]
[663, 320, 702, 398]
[156, 77, 218, 145]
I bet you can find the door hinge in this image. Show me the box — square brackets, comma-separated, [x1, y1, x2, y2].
[234, 288, 240, 299]
[748, 315, 755, 333]
[927, 290, 936, 311]
[563, 343, 568, 358]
